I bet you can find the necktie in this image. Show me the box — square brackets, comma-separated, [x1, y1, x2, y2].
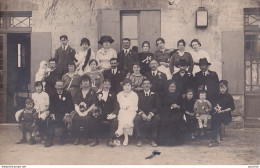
[152, 72, 155, 76]
[203, 72, 206, 76]
[145, 93, 148, 96]
[124, 50, 128, 55]
[112, 69, 115, 75]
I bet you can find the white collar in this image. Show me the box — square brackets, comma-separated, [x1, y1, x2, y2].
[152, 70, 158, 75]
[144, 90, 151, 95]
[62, 44, 68, 50]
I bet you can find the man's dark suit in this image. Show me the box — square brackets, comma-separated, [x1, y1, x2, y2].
[54, 46, 76, 76]
[95, 90, 118, 139]
[172, 71, 195, 95]
[48, 90, 74, 142]
[194, 70, 219, 106]
[117, 49, 139, 73]
[134, 90, 161, 140]
[103, 68, 126, 94]
[144, 71, 167, 97]
[45, 68, 62, 95]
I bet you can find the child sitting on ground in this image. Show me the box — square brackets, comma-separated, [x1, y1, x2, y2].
[15, 98, 38, 145]
[194, 91, 212, 136]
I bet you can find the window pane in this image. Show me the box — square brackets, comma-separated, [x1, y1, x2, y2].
[10, 17, 31, 27]
[0, 17, 3, 28]
[122, 15, 138, 39]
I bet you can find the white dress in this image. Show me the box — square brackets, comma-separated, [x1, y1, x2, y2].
[96, 48, 117, 71]
[190, 49, 211, 75]
[115, 91, 138, 136]
[32, 92, 50, 119]
[75, 49, 96, 75]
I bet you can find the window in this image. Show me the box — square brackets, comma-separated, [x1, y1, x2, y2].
[10, 16, 32, 28]
[244, 8, 260, 93]
[0, 17, 3, 28]
[17, 43, 25, 68]
[121, 13, 139, 47]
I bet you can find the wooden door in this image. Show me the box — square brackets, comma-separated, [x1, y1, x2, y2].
[0, 34, 7, 123]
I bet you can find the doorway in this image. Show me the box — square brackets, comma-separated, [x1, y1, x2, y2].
[6, 33, 31, 122]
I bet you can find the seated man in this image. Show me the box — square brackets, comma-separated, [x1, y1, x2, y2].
[96, 79, 118, 147]
[103, 58, 126, 94]
[45, 80, 74, 147]
[134, 79, 161, 147]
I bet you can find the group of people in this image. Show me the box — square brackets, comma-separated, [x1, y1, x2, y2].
[15, 35, 235, 148]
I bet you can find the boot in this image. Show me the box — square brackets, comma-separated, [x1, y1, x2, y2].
[30, 136, 36, 145]
[73, 138, 79, 145]
[90, 138, 99, 147]
[44, 136, 53, 147]
[16, 137, 27, 144]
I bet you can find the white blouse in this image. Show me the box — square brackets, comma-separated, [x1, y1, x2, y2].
[96, 48, 117, 70]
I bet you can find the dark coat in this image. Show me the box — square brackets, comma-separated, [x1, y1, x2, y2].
[172, 70, 195, 95]
[96, 90, 117, 115]
[117, 49, 139, 73]
[194, 70, 219, 106]
[49, 90, 74, 121]
[144, 71, 167, 96]
[54, 45, 77, 76]
[45, 68, 62, 95]
[103, 68, 126, 94]
[137, 90, 161, 115]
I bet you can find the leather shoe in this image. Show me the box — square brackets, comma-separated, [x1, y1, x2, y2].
[151, 140, 158, 147]
[73, 138, 79, 145]
[90, 139, 99, 147]
[30, 137, 36, 145]
[136, 140, 142, 147]
[16, 138, 27, 144]
[44, 139, 53, 147]
[106, 140, 115, 147]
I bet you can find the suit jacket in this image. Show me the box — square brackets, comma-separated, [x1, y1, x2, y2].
[96, 90, 117, 115]
[45, 68, 62, 95]
[138, 91, 161, 115]
[172, 71, 195, 95]
[103, 68, 126, 94]
[194, 70, 219, 106]
[117, 49, 139, 73]
[49, 90, 74, 121]
[55, 45, 76, 76]
[144, 71, 167, 95]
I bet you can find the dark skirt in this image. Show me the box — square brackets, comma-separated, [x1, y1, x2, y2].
[158, 110, 185, 146]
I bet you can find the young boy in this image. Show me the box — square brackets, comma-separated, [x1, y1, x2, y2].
[194, 91, 212, 136]
[15, 98, 38, 145]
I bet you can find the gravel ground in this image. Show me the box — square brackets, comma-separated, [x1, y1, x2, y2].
[0, 124, 259, 165]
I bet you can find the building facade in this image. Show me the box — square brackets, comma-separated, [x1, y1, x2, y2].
[0, 0, 259, 127]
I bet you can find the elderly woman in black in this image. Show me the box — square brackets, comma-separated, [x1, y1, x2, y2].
[209, 80, 235, 147]
[158, 81, 185, 146]
[71, 74, 100, 146]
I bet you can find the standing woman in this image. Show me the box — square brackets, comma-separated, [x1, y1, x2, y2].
[158, 81, 185, 146]
[154, 38, 173, 80]
[209, 80, 235, 147]
[138, 41, 154, 75]
[126, 62, 146, 93]
[62, 61, 81, 100]
[169, 39, 194, 74]
[86, 59, 104, 92]
[115, 79, 138, 146]
[75, 38, 96, 75]
[189, 39, 211, 75]
[96, 35, 117, 71]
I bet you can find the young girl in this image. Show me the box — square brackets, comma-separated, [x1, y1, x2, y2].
[182, 89, 197, 140]
[126, 62, 145, 92]
[194, 91, 212, 136]
[209, 80, 235, 147]
[86, 59, 104, 92]
[31, 81, 50, 143]
[15, 98, 38, 145]
[115, 79, 138, 146]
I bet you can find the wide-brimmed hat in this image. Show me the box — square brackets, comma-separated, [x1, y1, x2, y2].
[98, 35, 114, 45]
[176, 59, 189, 67]
[198, 58, 211, 66]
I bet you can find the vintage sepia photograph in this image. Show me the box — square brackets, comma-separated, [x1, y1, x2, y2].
[0, 0, 260, 166]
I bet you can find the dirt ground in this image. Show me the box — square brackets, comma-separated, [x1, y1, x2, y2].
[0, 124, 259, 165]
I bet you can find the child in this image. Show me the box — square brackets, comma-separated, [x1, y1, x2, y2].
[35, 61, 51, 90]
[15, 98, 38, 145]
[209, 80, 235, 147]
[182, 89, 197, 140]
[194, 91, 212, 136]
